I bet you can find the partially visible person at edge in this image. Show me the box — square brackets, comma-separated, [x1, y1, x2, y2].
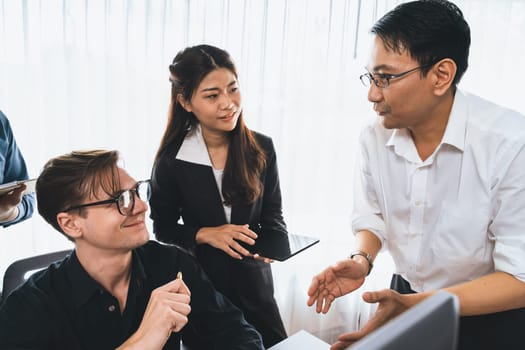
[0, 150, 263, 350]
[0, 110, 35, 227]
[150, 44, 287, 349]
[307, 1, 525, 349]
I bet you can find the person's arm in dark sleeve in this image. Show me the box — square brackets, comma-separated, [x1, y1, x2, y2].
[179, 251, 264, 349]
[259, 137, 287, 234]
[0, 112, 35, 227]
[150, 155, 200, 250]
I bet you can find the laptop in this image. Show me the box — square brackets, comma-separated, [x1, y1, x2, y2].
[349, 291, 459, 350]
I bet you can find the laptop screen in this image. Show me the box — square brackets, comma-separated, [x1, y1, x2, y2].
[349, 291, 459, 350]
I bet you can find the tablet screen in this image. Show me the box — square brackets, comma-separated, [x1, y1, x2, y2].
[238, 230, 320, 262]
[0, 178, 37, 196]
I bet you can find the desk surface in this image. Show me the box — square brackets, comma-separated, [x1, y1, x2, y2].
[268, 330, 330, 350]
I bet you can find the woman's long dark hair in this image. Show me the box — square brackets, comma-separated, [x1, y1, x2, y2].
[155, 44, 266, 206]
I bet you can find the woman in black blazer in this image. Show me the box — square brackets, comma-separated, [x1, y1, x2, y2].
[150, 44, 287, 349]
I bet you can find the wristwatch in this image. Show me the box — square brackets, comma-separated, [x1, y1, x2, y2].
[349, 250, 373, 276]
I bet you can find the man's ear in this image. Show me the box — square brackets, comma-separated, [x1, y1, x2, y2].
[431, 58, 456, 96]
[56, 212, 82, 240]
[177, 94, 192, 113]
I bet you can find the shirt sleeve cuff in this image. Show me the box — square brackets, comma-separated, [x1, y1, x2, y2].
[352, 216, 386, 251]
[493, 243, 525, 283]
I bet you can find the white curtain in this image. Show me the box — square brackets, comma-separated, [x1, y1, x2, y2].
[1, 0, 524, 343]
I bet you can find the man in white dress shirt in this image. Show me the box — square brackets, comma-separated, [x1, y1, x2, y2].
[307, 1, 525, 349]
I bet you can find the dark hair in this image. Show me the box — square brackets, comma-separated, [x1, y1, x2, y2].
[371, 0, 470, 86]
[155, 44, 266, 205]
[36, 150, 121, 240]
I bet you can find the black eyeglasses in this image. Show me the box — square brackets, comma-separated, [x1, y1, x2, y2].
[359, 63, 435, 89]
[65, 180, 151, 216]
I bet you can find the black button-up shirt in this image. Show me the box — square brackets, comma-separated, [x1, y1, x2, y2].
[0, 241, 263, 350]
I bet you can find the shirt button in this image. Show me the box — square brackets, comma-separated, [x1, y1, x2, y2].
[108, 305, 116, 312]
[414, 200, 422, 206]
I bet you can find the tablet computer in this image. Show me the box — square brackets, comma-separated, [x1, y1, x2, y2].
[238, 230, 320, 262]
[0, 178, 37, 196]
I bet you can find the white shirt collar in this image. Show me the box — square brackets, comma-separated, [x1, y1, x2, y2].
[176, 124, 213, 167]
[440, 89, 467, 152]
[385, 90, 467, 162]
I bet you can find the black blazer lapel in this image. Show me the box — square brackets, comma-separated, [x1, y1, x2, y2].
[176, 159, 227, 225]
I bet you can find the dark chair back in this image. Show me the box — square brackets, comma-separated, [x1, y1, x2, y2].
[1, 249, 72, 303]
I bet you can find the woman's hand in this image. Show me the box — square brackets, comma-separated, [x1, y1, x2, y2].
[252, 253, 274, 264]
[195, 224, 258, 259]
